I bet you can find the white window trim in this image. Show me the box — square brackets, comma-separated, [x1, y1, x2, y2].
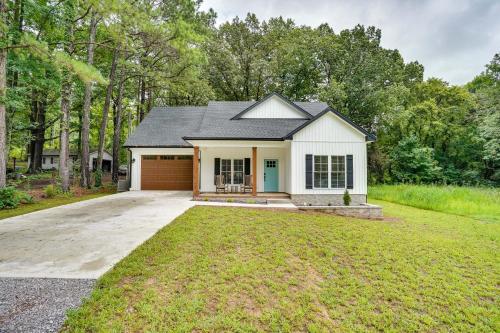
[219, 158, 247, 185]
[220, 159, 232, 184]
[312, 154, 347, 190]
[233, 159, 244, 185]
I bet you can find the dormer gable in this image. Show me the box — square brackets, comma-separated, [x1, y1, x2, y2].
[231, 93, 312, 119]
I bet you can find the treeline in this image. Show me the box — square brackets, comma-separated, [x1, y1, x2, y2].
[204, 15, 499, 186]
[0, 2, 498, 189]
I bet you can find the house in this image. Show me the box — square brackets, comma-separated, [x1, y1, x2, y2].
[28, 149, 113, 172]
[124, 93, 375, 205]
[89, 150, 113, 172]
[27, 149, 78, 170]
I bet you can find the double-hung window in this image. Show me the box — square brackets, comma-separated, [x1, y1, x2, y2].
[221, 159, 231, 184]
[312, 155, 346, 189]
[233, 159, 244, 184]
[313, 155, 329, 188]
[331, 156, 346, 188]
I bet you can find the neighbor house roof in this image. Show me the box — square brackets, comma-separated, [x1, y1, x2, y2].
[124, 94, 374, 147]
[41, 149, 113, 157]
[42, 149, 78, 156]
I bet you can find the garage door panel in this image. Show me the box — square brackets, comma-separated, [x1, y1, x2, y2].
[141, 155, 193, 190]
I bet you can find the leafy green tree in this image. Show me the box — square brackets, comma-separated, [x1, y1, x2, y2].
[390, 136, 442, 183]
[467, 54, 500, 183]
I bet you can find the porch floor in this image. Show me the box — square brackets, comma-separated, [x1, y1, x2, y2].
[198, 192, 290, 199]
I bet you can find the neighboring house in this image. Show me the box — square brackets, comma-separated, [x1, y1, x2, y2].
[89, 150, 113, 172]
[28, 149, 113, 172]
[124, 93, 376, 205]
[28, 149, 78, 170]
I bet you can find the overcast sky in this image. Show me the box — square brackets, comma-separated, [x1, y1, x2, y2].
[200, 0, 500, 85]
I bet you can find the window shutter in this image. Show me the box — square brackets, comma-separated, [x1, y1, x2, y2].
[305, 154, 313, 189]
[346, 155, 353, 189]
[214, 158, 220, 185]
[244, 158, 251, 176]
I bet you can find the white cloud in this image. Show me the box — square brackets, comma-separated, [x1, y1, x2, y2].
[200, 0, 500, 85]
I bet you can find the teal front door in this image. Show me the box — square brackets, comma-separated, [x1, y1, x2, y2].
[264, 159, 279, 192]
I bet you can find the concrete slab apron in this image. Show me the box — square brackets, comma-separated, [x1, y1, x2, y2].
[0, 191, 194, 279]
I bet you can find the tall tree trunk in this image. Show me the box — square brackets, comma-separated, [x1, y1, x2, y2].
[136, 77, 141, 125]
[59, 3, 75, 193]
[0, 0, 7, 187]
[139, 77, 146, 121]
[96, 46, 119, 175]
[28, 90, 46, 173]
[112, 70, 125, 184]
[59, 69, 72, 192]
[80, 10, 97, 188]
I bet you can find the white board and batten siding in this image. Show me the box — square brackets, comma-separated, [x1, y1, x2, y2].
[290, 112, 368, 195]
[240, 95, 307, 119]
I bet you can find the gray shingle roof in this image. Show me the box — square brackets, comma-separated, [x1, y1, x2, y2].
[124, 106, 206, 147]
[123, 98, 335, 147]
[42, 149, 78, 156]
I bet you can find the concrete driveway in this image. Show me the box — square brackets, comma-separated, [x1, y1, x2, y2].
[0, 191, 194, 279]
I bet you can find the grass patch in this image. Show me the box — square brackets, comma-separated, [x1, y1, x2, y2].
[64, 203, 498, 332]
[369, 184, 500, 222]
[0, 192, 112, 220]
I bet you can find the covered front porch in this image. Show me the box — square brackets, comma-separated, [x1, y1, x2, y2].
[197, 192, 290, 199]
[188, 140, 291, 197]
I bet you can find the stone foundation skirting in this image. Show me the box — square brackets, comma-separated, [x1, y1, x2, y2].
[291, 194, 366, 206]
[298, 204, 383, 219]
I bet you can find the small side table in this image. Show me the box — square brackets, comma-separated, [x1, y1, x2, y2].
[230, 185, 239, 193]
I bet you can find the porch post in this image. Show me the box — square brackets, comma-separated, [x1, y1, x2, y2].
[252, 147, 257, 196]
[193, 146, 200, 197]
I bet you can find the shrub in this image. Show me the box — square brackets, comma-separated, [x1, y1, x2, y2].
[94, 169, 102, 188]
[0, 187, 20, 209]
[44, 184, 58, 198]
[343, 190, 351, 206]
[18, 191, 34, 204]
[226, 198, 234, 203]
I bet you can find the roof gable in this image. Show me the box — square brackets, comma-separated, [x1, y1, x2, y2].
[285, 108, 376, 142]
[232, 93, 312, 119]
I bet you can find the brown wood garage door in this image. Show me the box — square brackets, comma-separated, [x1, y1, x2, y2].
[141, 155, 193, 190]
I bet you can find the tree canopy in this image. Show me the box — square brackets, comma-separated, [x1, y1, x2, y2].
[0, 2, 498, 187]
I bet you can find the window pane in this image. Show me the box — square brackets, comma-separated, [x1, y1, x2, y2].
[159, 155, 174, 160]
[221, 159, 231, 184]
[143, 155, 157, 160]
[233, 159, 243, 184]
[331, 155, 346, 188]
[176, 155, 193, 160]
[314, 155, 328, 188]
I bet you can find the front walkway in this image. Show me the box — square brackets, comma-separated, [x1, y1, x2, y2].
[0, 191, 194, 279]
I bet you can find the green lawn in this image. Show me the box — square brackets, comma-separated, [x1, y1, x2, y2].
[369, 184, 500, 222]
[64, 202, 499, 332]
[0, 192, 112, 220]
